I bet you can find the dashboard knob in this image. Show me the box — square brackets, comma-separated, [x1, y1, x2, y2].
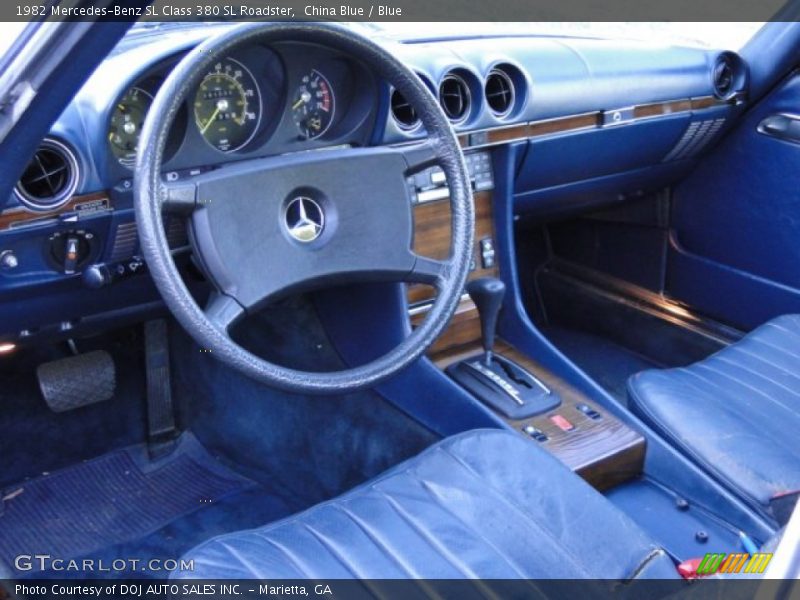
[48, 230, 93, 274]
[0, 250, 18, 270]
[82, 264, 110, 289]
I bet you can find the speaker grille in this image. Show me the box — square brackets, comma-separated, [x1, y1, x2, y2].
[663, 118, 726, 162]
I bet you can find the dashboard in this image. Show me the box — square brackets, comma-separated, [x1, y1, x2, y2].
[0, 24, 749, 344]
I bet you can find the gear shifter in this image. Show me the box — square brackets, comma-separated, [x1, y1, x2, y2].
[447, 277, 561, 419]
[466, 277, 506, 366]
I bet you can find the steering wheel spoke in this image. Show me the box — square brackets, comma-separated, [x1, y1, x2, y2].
[204, 292, 246, 333]
[406, 255, 449, 288]
[160, 180, 198, 215]
[398, 139, 441, 174]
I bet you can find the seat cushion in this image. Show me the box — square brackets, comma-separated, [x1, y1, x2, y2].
[176, 429, 676, 579]
[628, 314, 800, 516]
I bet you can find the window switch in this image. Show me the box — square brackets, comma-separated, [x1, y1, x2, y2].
[576, 404, 603, 420]
[522, 424, 548, 442]
[480, 238, 495, 269]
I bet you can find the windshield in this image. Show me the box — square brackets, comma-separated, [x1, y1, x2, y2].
[1, 21, 766, 59]
[361, 22, 765, 50]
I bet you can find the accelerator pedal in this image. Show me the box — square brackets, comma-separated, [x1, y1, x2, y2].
[145, 319, 178, 458]
[37, 350, 116, 413]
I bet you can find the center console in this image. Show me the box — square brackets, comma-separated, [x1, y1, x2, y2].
[408, 149, 645, 490]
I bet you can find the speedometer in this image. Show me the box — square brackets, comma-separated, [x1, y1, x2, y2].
[291, 70, 335, 140]
[193, 58, 262, 152]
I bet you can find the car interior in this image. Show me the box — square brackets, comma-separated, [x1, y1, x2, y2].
[1, 17, 800, 582]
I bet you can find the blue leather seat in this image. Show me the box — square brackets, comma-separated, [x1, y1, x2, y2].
[629, 314, 800, 523]
[177, 429, 677, 579]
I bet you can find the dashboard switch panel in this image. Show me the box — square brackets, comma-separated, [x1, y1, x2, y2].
[408, 150, 494, 204]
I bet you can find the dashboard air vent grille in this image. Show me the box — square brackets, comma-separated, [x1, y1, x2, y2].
[109, 217, 188, 264]
[15, 139, 79, 212]
[485, 69, 515, 117]
[109, 222, 139, 263]
[439, 74, 471, 123]
[390, 89, 419, 129]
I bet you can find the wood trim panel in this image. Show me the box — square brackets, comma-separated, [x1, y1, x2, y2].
[411, 298, 481, 356]
[633, 99, 693, 119]
[453, 94, 738, 150]
[408, 190, 497, 307]
[458, 114, 601, 148]
[690, 95, 733, 110]
[483, 124, 531, 145]
[0, 192, 110, 230]
[527, 113, 600, 138]
[434, 340, 645, 490]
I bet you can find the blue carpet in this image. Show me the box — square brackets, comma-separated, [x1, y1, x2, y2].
[0, 434, 254, 573]
[543, 325, 661, 404]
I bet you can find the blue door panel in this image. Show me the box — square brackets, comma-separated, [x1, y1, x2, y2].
[669, 72, 800, 327]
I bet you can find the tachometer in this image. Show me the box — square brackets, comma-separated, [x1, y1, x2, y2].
[109, 86, 153, 168]
[291, 70, 335, 140]
[193, 58, 261, 152]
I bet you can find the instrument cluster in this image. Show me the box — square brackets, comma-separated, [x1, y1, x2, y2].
[105, 42, 375, 175]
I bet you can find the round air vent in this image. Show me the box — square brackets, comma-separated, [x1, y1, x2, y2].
[485, 68, 515, 117]
[15, 139, 79, 212]
[713, 57, 734, 99]
[390, 88, 420, 130]
[438, 73, 471, 123]
[712, 52, 745, 100]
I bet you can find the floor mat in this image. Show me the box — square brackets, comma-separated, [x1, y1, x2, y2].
[0, 433, 255, 573]
[543, 325, 661, 404]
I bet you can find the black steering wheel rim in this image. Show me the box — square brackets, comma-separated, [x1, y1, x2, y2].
[135, 22, 474, 394]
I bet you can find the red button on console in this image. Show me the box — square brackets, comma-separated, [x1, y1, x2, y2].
[550, 414, 575, 431]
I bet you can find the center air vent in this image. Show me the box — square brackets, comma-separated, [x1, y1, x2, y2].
[485, 68, 515, 117]
[15, 139, 79, 212]
[390, 89, 420, 130]
[439, 73, 471, 123]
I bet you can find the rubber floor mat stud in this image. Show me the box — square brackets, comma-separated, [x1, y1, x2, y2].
[37, 350, 115, 412]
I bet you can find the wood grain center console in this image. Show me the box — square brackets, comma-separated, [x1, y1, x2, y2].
[408, 151, 644, 490]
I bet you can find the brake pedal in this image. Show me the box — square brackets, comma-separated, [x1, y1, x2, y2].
[37, 350, 116, 413]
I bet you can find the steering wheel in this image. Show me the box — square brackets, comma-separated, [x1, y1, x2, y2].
[135, 23, 474, 394]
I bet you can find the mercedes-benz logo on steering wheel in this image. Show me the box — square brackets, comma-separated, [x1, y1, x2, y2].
[284, 196, 325, 243]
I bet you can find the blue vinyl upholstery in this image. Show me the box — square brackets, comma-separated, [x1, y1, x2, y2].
[176, 429, 676, 579]
[629, 315, 800, 517]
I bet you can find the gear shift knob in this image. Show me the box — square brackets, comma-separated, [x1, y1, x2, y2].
[466, 277, 506, 366]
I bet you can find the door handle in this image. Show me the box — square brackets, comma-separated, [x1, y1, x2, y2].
[757, 114, 800, 144]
